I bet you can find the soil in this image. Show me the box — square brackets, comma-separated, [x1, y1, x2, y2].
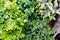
[48, 14, 60, 40]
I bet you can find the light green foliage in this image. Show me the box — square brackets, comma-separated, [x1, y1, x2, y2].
[0, 0, 59, 40]
[0, 0, 28, 40]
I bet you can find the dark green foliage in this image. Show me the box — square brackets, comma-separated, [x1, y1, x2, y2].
[0, 0, 59, 40]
